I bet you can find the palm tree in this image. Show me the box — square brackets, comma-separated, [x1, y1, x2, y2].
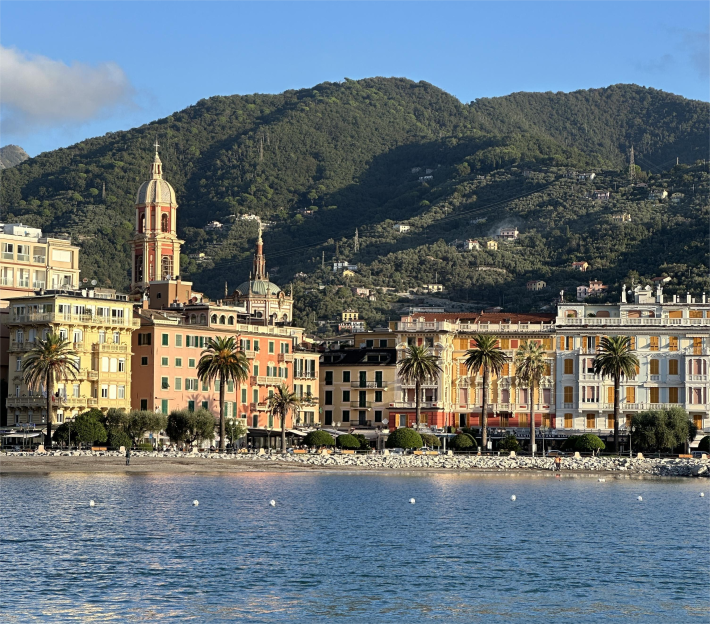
[398, 345, 442, 429]
[514, 340, 548, 457]
[267, 384, 301, 454]
[464, 334, 507, 450]
[197, 336, 250, 451]
[22, 332, 79, 447]
[593, 336, 639, 453]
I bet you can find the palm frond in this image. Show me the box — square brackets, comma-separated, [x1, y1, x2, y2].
[464, 334, 507, 377]
[398, 345, 442, 384]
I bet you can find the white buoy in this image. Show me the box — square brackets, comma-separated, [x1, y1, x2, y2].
[89, 500, 95, 507]
[700, 492, 705, 498]
[409, 498, 416, 504]
[598, 478, 605, 483]
[269, 500, 276, 507]
[192, 500, 199, 506]
[511, 495, 517, 501]
[637, 496, 643, 501]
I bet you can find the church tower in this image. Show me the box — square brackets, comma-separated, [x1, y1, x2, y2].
[130, 142, 184, 292]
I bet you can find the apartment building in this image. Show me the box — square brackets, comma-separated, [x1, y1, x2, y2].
[4, 289, 137, 427]
[0, 223, 80, 299]
[555, 285, 710, 436]
[320, 347, 396, 428]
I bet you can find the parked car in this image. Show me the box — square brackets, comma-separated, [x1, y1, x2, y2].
[691, 451, 708, 459]
[546, 450, 566, 457]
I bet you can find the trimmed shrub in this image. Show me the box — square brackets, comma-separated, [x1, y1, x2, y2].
[698, 436, 710, 453]
[303, 430, 334, 447]
[420, 433, 441, 448]
[108, 429, 132, 449]
[137, 443, 154, 451]
[497, 434, 520, 452]
[386, 428, 423, 449]
[451, 434, 476, 451]
[575, 434, 605, 453]
[561, 435, 580, 452]
[336, 434, 361, 449]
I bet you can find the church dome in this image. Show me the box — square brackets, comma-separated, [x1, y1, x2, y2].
[236, 279, 281, 296]
[135, 147, 177, 205]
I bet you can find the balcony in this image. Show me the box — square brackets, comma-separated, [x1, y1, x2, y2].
[1, 252, 13, 260]
[243, 350, 256, 359]
[9, 340, 35, 352]
[294, 372, 318, 380]
[350, 401, 373, 409]
[392, 401, 442, 409]
[17, 254, 30, 262]
[87, 370, 99, 380]
[688, 374, 708, 382]
[401, 380, 439, 389]
[32, 281, 46, 289]
[33, 255, 46, 264]
[91, 343, 128, 353]
[0, 277, 12, 286]
[9, 312, 138, 328]
[560, 316, 710, 327]
[18, 279, 29, 288]
[350, 380, 389, 389]
[277, 352, 293, 363]
[257, 376, 282, 386]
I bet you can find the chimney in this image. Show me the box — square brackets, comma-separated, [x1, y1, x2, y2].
[686, 292, 691, 303]
[703, 293, 707, 304]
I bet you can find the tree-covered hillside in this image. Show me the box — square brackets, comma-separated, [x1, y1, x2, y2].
[1, 78, 708, 330]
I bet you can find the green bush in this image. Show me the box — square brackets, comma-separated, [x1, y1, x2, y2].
[386, 428, 423, 449]
[451, 434, 476, 451]
[497, 434, 520, 452]
[698, 436, 710, 453]
[560, 435, 580, 452]
[137, 443, 154, 451]
[575, 434, 605, 453]
[336, 434, 361, 450]
[107, 429, 132, 449]
[303, 430, 335, 447]
[353, 434, 371, 450]
[420, 433, 441, 448]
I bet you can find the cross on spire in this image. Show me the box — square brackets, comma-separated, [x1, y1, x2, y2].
[154, 138, 160, 154]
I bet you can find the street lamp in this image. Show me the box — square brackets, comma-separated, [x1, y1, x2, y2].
[629, 424, 635, 458]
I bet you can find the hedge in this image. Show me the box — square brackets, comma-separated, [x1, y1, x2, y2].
[336, 434, 361, 450]
[451, 434, 476, 451]
[386, 428, 423, 449]
[575, 434, 605, 452]
[420, 433, 441, 448]
[497, 434, 520, 452]
[303, 430, 335, 447]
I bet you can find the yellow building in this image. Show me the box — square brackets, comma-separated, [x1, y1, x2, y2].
[0, 223, 80, 299]
[341, 309, 359, 321]
[320, 343, 397, 428]
[486, 240, 498, 251]
[4, 289, 138, 427]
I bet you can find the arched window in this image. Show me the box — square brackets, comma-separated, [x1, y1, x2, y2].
[282, 314, 288, 322]
[211, 314, 218, 324]
[139, 214, 145, 234]
[161, 213, 169, 233]
[189, 314, 197, 324]
[161, 256, 173, 280]
[200, 314, 206, 324]
[227, 316, 234, 325]
[255, 311, 263, 318]
[135, 256, 143, 283]
[219, 315, 226, 325]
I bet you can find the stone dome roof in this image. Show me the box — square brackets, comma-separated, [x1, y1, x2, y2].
[135, 148, 177, 205]
[236, 279, 281, 296]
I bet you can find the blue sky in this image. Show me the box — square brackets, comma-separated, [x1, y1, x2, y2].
[2, 1, 708, 157]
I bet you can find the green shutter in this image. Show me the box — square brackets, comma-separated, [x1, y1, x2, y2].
[161, 399, 168, 415]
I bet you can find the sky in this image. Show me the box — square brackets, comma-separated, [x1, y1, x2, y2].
[2, 1, 708, 157]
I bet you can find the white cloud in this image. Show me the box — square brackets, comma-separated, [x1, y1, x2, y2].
[0, 45, 135, 134]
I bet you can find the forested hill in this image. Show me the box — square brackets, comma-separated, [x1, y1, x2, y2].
[1, 78, 708, 331]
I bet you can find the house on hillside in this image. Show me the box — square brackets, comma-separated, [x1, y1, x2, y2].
[205, 220, 223, 230]
[498, 227, 519, 240]
[394, 224, 410, 233]
[420, 284, 444, 294]
[526, 280, 546, 291]
[578, 172, 596, 181]
[464, 239, 480, 251]
[419, 175, 434, 182]
[572, 261, 589, 272]
[341, 310, 359, 321]
[352, 287, 371, 298]
[333, 261, 358, 272]
[487, 240, 498, 251]
[577, 279, 608, 301]
[592, 190, 610, 201]
[671, 193, 684, 204]
[649, 189, 668, 200]
[612, 213, 632, 222]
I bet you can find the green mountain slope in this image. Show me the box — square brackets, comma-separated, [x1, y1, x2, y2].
[1, 78, 708, 328]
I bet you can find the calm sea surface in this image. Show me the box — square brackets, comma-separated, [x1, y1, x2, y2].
[1, 472, 708, 623]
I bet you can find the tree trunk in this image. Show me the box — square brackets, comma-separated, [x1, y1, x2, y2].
[46, 371, 54, 448]
[481, 368, 488, 450]
[529, 382, 535, 456]
[613, 374, 620, 454]
[219, 374, 226, 451]
[415, 379, 421, 429]
[281, 408, 287, 454]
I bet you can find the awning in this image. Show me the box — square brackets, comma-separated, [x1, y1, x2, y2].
[2, 432, 41, 438]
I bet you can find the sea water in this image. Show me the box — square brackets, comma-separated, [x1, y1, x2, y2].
[1, 472, 708, 623]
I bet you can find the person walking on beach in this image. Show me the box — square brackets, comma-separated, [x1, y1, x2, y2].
[553, 455, 561, 472]
[126, 447, 131, 466]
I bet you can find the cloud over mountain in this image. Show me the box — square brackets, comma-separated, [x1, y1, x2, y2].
[0, 45, 134, 134]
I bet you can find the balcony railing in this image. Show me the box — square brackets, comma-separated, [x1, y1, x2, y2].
[32, 281, 46, 289]
[294, 372, 318, 379]
[91, 343, 128, 353]
[1, 252, 13, 260]
[687, 374, 708, 382]
[243, 350, 256, 359]
[257, 376, 282, 386]
[277, 352, 293, 362]
[9, 312, 138, 327]
[559, 316, 710, 326]
[392, 401, 442, 409]
[0, 277, 13, 286]
[9, 340, 34, 352]
[350, 401, 373, 409]
[33, 256, 46, 264]
[17, 254, 30, 262]
[350, 380, 389, 389]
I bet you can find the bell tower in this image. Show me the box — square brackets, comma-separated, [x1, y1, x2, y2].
[130, 141, 183, 292]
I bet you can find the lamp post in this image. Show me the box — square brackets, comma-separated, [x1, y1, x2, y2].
[629, 424, 635, 458]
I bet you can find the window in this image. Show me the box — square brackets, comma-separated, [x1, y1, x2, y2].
[563, 386, 573, 404]
[626, 386, 635, 403]
[586, 413, 595, 429]
[375, 410, 383, 423]
[214, 380, 220, 392]
[138, 333, 152, 346]
[342, 410, 350, 422]
[254, 340, 260, 352]
[342, 371, 351, 383]
[375, 391, 382, 402]
[629, 336, 636, 350]
[669, 387, 679, 403]
[324, 410, 333, 425]
[110, 358, 118, 373]
[140, 399, 148, 410]
[175, 378, 182, 391]
[280, 342, 289, 354]
[342, 390, 350, 402]
[188, 358, 195, 368]
[668, 336, 678, 351]
[564, 413, 573, 428]
[253, 389, 259, 403]
[118, 386, 125, 399]
[113, 332, 120, 344]
[161, 400, 168, 415]
[649, 387, 659, 403]
[15, 357, 22, 372]
[141, 356, 149, 366]
[325, 391, 332, 405]
[98, 331, 106, 344]
[227, 380, 234, 393]
[650, 359, 659, 375]
[118, 358, 125, 373]
[175, 358, 182, 367]
[109, 385, 117, 399]
[101, 357, 109, 372]
[161, 357, 169, 367]
[161, 333, 169, 347]
[325, 371, 333, 385]
[379, 339, 388, 348]
[268, 341, 275, 354]
[202, 401, 209, 410]
[161, 377, 169, 390]
[669, 359, 679, 375]
[188, 400, 195, 412]
[607, 414, 614, 429]
[649, 336, 659, 351]
[564, 359, 574, 375]
[241, 388, 247, 403]
[607, 386, 615, 404]
[175, 334, 183, 347]
[425, 337, 434, 348]
[101, 385, 108, 399]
